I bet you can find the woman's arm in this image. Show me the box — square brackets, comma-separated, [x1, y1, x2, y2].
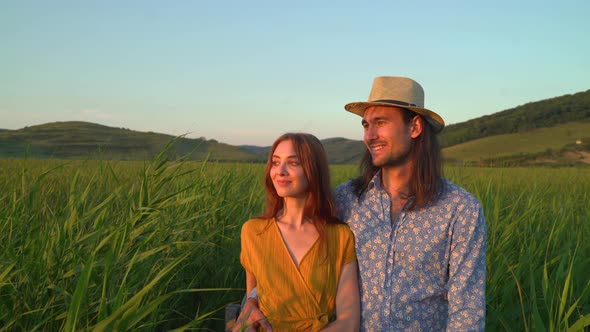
[246, 270, 256, 295]
[321, 261, 360, 332]
[233, 272, 273, 331]
[233, 271, 272, 332]
[234, 222, 273, 332]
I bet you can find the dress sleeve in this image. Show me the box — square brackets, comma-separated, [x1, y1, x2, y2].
[240, 221, 253, 274]
[341, 225, 357, 266]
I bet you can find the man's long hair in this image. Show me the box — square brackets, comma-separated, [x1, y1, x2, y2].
[259, 133, 342, 254]
[351, 109, 444, 210]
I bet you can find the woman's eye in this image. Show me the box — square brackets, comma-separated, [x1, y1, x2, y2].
[271, 161, 279, 166]
[289, 161, 300, 167]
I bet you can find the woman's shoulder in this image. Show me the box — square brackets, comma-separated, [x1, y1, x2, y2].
[326, 223, 354, 238]
[242, 217, 273, 234]
[326, 223, 356, 258]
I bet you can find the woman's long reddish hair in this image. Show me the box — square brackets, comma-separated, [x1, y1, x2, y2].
[259, 133, 342, 250]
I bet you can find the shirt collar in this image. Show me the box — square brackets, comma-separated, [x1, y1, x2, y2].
[367, 170, 384, 192]
[367, 169, 417, 202]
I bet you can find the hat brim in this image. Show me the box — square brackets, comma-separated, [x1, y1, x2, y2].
[345, 101, 445, 133]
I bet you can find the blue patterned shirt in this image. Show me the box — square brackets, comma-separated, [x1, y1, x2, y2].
[334, 172, 486, 331]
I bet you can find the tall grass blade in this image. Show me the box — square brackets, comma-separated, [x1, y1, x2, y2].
[64, 257, 94, 332]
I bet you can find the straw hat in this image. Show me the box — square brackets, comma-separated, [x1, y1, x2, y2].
[345, 76, 445, 133]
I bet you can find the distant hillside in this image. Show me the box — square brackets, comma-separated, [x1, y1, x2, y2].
[0, 121, 261, 162]
[320, 90, 590, 165]
[1, 89, 588, 166]
[241, 137, 366, 165]
[240, 145, 269, 157]
[321, 138, 365, 164]
[440, 90, 590, 147]
[443, 121, 590, 166]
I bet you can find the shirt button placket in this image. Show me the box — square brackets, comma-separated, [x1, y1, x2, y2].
[380, 192, 395, 327]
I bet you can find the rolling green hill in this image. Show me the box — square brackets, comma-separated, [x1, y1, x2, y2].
[320, 88, 590, 166]
[1, 88, 589, 166]
[325, 90, 590, 166]
[0, 121, 261, 162]
[442, 121, 590, 166]
[240, 138, 366, 165]
[439, 89, 590, 147]
[321, 138, 366, 164]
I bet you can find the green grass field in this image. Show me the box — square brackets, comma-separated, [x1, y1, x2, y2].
[1, 156, 589, 331]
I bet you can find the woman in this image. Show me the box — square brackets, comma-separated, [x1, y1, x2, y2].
[237, 133, 360, 331]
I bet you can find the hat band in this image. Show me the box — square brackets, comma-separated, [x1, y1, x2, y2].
[372, 99, 418, 107]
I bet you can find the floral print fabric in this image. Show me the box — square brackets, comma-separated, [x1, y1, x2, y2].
[334, 173, 486, 331]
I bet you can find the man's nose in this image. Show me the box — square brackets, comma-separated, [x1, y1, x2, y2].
[364, 125, 377, 140]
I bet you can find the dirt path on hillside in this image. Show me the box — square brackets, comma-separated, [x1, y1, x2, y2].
[563, 151, 590, 164]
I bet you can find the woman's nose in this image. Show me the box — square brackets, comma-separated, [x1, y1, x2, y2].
[277, 162, 288, 175]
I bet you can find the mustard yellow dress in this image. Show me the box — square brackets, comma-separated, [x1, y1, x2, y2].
[240, 218, 356, 331]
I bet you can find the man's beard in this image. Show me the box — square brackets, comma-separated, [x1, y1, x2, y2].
[372, 148, 412, 168]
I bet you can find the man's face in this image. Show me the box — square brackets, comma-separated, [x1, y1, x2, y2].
[362, 106, 421, 168]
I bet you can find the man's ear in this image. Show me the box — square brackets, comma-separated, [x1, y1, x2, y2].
[410, 115, 423, 138]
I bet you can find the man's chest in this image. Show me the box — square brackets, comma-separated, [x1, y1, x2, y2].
[347, 204, 452, 272]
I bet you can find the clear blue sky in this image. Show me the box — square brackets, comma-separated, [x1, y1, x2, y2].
[1, 0, 588, 146]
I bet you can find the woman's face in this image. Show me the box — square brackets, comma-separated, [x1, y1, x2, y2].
[270, 139, 309, 199]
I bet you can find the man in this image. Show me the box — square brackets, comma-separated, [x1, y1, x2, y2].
[333, 76, 486, 331]
[233, 76, 486, 331]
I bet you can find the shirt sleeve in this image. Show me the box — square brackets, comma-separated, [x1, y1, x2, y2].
[448, 199, 487, 331]
[333, 182, 353, 223]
